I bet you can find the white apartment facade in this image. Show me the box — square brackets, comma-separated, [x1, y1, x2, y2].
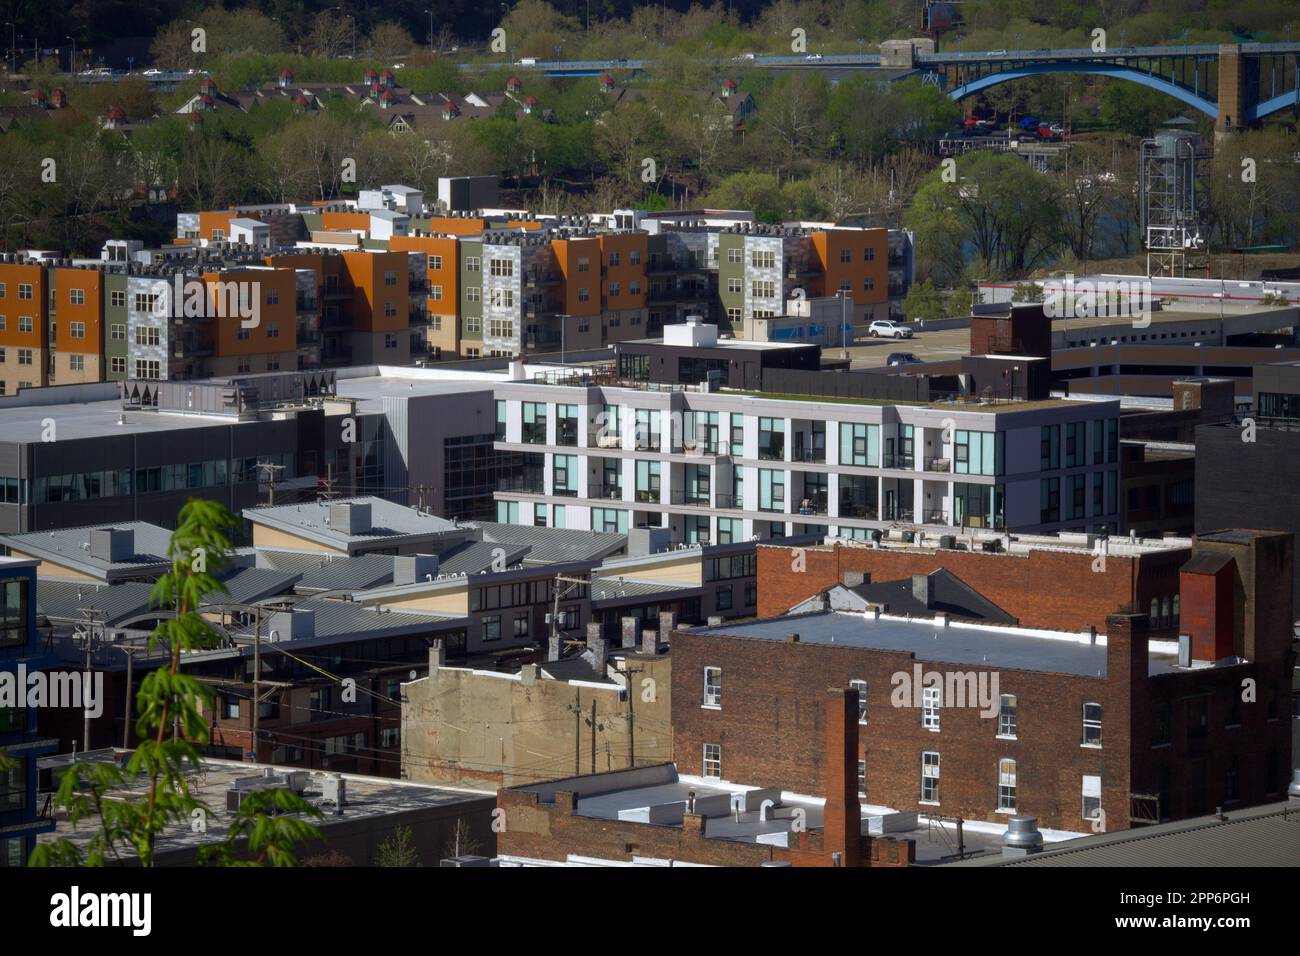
[489, 382, 1123, 545]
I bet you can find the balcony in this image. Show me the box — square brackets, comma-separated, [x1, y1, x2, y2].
[521, 424, 548, 445]
[589, 433, 624, 450]
[673, 439, 731, 458]
[926, 458, 952, 473]
[670, 490, 712, 507]
[715, 493, 743, 510]
[794, 494, 828, 516]
[496, 479, 545, 495]
[553, 487, 579, 498]
[757, 444, 785, 462]
[556, 424, 579, 447]
[923, 510, 950, 524]
[838, 502, 879, 520]
[883, 506, 914, 522]
[792, 447, 826, 464]
[592, 483, 624, 500]
[882, 454, 915, 469]
[634, 488, 661, 504]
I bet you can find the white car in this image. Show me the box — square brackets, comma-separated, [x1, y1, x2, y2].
[805, 53, 823, 60]
[142, 68, 164, 76]
[868, 320, 913, 339]
[986, 49, 1008, 56]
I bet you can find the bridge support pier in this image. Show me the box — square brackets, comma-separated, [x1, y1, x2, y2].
[1216, 44, 1245, 136]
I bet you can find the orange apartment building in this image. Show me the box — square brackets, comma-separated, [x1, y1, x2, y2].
[0, 260, 49, 396]
[203, 267, 299, 376]
[50, 266, 104, 385]
[389, 235, 459, 358]
[810, 227, 891, 324]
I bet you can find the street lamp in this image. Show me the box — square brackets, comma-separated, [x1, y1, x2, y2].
[425, 9, 434, 52]
[837, 290, 849, 359]
[66, 35, 75, 74]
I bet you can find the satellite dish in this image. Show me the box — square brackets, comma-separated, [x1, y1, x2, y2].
[409, 670, 416, 680]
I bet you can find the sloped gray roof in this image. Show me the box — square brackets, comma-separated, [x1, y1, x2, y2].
[37, 581, 161, 627]
[207, 567, 302, 606]
[435, 540, 529, 576]
[591, 576, 701, 606]
[3, 522, 173, 581]
[244, 497, 462, 552]
[294, 554, 396, 593]
[950, 802, 1300, 867]
[470, 522, 626, 566]
[848, 569, 1016, 625]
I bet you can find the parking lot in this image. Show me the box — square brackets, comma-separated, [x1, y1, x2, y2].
[841, 324, 971, 369]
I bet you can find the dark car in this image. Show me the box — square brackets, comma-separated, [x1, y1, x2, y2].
[887, 352, 923, 367]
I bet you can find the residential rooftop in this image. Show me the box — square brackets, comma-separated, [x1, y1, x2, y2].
[691, 610, 1182, 679]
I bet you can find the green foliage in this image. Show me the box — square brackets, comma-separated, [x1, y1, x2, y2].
[29, 499, 322, 868]
[374, 824, 422, 867]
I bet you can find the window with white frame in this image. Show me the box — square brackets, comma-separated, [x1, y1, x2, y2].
[921, 751, 940, 803]
[703, 743, 721, 778]
[997, 759, 1017, 811]
[850, 679, 867, 723]
[998, 694, 1017, 737]
[703, 666, 722, 707]
[1082, 774, 1102, 825]
[1082, 702, 1102, 747]
[857, 760, 866, 797]
[922, 686, 940, 730]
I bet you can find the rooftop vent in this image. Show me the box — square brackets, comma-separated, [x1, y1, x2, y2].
[1002, 816, 1044, 856]
[88, 527, 134, 564]
[329, 501, 372, 535]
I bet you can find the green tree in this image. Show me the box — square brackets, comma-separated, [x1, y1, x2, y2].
[30, 500, 322, 867]
[375, 825, 422, 866]
[902, 279, 946, 323]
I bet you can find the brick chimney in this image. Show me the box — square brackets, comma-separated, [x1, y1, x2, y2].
[547, 631, 563, 661]
[1179, 551, 1236, 663]
[822, 687, 862, 867]
[586, 623, 607, 672]
[641, 629, 658, 656]
[911, 572, 935, 609]
[658, 610, 676, 648]
[428, 638, 445, 673]
[621, 616, 639, 648]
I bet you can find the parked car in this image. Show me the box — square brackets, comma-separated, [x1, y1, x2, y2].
[887, 352, 923, 366]
[805, 53, 823, 60]
[986, 49, 1008, 56]
[868, 320, 913, 339]
[142, 68, 164, 76]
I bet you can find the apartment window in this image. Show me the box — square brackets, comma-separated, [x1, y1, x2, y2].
[751, 249, 775, 269]
[1082, 702, 1102, 747]
[522, 402, 548, 443]
[850, 680, 868, 723]
[466, 287, 481, 303]
[490, 289, 515, 308]
[703, 666, 722, 707]
[430, 285, 443, 302]
[727, 247, 742, 264]
[110, 290, 126, 308]
[384, 333, 398, 348]
[921, 752, 940, 803]
[840, 423, 879, 467]
[134, 359, 160, 380]
[758, 417, 785, 460]
[224, 697, 240, 720]
[634, 460, 660, 503]
[1039, 477, 1060, 524]
[482, 615, 502, 642]
[758, 469, 785, 512]
[465, 256, 481, 272]
[133, 293, 160, 314]
[703, 743, 722, 778]
[428, 255, 443, 270]
[997, 759, 1017, 811]
[384, 302, 398, 318]
[267, 321, 279, 339]
[922, 686, 940, 730]
[607, 250, 621, 267]
[1082, 775, 1102, 824]
[69, 354, 84, 372]
[998, 697, 1019, 738]
[840, 247, 852, 263]
[69, 288, 85, 305]
[715, 585, 732, 610]
[513, 612, 530, 638]
[17, 349, 32, 366]
[135, 326, 160, 347]
[864, 246, 876, 261]
[1040, 425, 1060, 469]
[0, 316, 4, 330]
[489, 258, 514, 277]
[954, 431, 1003, 476]
[553, 455, 577, 496]
[0, 282, 5, 297]
[608, 281, 620, 297]
[110, 356, 126, 374]
[857, 760, 867, 797]
[727, 277, 742, 294]
[18, 316, 32, 333]
[69, 321, 85, 339]
[750, 279, 775, 299]
[1065, 421, 1086, 468]
[17, 284, 32, 300]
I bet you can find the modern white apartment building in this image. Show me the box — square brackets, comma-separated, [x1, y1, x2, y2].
[488, 379, 1123, 544]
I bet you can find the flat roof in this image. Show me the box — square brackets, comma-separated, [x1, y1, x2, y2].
[36, 754, 492, 858]
[243, 497, 461, 549]
[692, 610, 1155, 678]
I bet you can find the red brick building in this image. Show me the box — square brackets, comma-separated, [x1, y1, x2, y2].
[677, 530, 1294, 832]
[756, 531, 1191, 637]
[494, 689, 916, 867]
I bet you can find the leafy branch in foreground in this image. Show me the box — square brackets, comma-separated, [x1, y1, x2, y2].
[29, 499, 323, 867]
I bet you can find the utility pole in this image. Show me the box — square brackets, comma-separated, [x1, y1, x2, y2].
[251, 605, 261, 762]
[256, 460, 285, 506]
[573, 688, 581, 775]
[319, 463, 338, 500]
[622, 664, 642, 770]
[77, 607, 102, 750]
[589, 699, 597, 773]
[117, 646, 136, 749]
